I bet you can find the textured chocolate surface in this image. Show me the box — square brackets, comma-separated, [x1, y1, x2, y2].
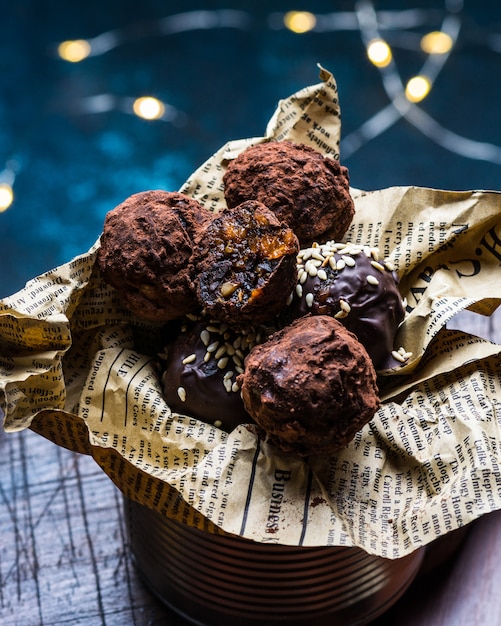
[285, 241, 407, 370]
[161, 318, 269, 431]
[223, 141, 355, 245]
[194, 200, 299, 325]
[98, 190, 211, 322]
[239, 315, 380, 456]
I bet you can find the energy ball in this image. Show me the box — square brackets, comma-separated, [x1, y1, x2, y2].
[161, 318, 268, 431]
[286, 241, 407, 370]
[194, 200, 299, 326]
[239, 315, 380, 457]
[98, 190, 211, 322]
[223, 141, 355, 245]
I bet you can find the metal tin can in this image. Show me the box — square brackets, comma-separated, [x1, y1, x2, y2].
[125, 498, 425, 626]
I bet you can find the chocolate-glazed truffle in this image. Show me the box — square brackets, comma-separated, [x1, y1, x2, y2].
[239, 315, 380, 456]
[223, 141, 354, 245]
[194, 200, 299, 326]
[161, 318, 269, 431]
[285, 241, 408, 370]
[98, 190, 211, 322]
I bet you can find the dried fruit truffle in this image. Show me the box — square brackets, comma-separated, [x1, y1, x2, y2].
[194, 200, 299, 326]
[285, 241, 407, 370]
[98, 190, 211, 322]
[223, 141, 354, 245]
[161, 318, 268, 431]
[239, 315, 380, 457]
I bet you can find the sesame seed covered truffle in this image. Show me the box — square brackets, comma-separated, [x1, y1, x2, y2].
[161, 318, 269, 431]
[194, 200, 299, 326]
[223, 141, 355, 245]
[98, 190, 211, 322]
[239, 315, 380, 456]
[285, 241, 408, 370]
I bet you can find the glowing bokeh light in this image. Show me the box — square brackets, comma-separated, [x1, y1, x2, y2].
[405, 75, 431, 102]
[57, 39, 92, 62]
[0, 183, 14, 212]
[421, 31, 453, 55]
[132, 96, 166, 120]
[367, 39, 392, 67]
[284, 11, 316, 34]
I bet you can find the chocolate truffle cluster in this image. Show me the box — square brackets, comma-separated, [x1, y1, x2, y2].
[97, 140, 407, 456]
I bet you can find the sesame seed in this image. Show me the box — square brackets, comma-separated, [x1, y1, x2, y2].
[232, 354, 243, 368]
[200, 329, 211, 346]
[177, 386, 187, 402]
[182, 353, 197, 365]
[317, 268, 328, 281]
[217, 356, 229, 369]
[366, 275, 379, 286]
[215, 345, 227, 359]
[391, 350, 407, 363]
[371, 260, 386, 272]
[342, 255, 356, 267]
[340, 299, 351, 313]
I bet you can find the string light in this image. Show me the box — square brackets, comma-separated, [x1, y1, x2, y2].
[0, 183, 14, 212]
[132, 97, 166, 120]
[405, 75, 432, 102]
[57, 39, 91, 62]
[421, 31, 453, 54]
[46, 5, 501, 168]
[367, 39, 392, 67]
[283, 11, 316, 34]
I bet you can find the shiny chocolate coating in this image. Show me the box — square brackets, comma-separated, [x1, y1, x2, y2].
[285, 241, 406, 370]
[161, 318, 268, 431]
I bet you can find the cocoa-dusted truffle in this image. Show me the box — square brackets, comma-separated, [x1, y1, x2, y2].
[223, 141, 354, 245]
[161, 318, 268, 431]
[239, 315, 380, 457]
[286, 241, 407, 370]
[194, 200, 299, 326]
[98, 190, 211, 322]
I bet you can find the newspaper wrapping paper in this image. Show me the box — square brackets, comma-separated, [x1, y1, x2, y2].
[1, 66, 501, 558]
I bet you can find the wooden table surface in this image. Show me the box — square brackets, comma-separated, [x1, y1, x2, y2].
[1, 308, 500, 626]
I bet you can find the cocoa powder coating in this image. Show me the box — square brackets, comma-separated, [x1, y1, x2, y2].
[223, 141, 355, 245]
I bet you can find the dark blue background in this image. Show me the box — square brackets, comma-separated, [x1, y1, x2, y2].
[2, 1, 501, 297]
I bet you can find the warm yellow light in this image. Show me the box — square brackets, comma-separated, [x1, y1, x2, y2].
[283, 11, 316, 34]
[132, 97, 165, 120]
[421, 31, 453, 55]
[367, 39, 392, 67]
[405, 75, 431, 102]
[0, 183, 14, 212]
[57, 39, 91, 62]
